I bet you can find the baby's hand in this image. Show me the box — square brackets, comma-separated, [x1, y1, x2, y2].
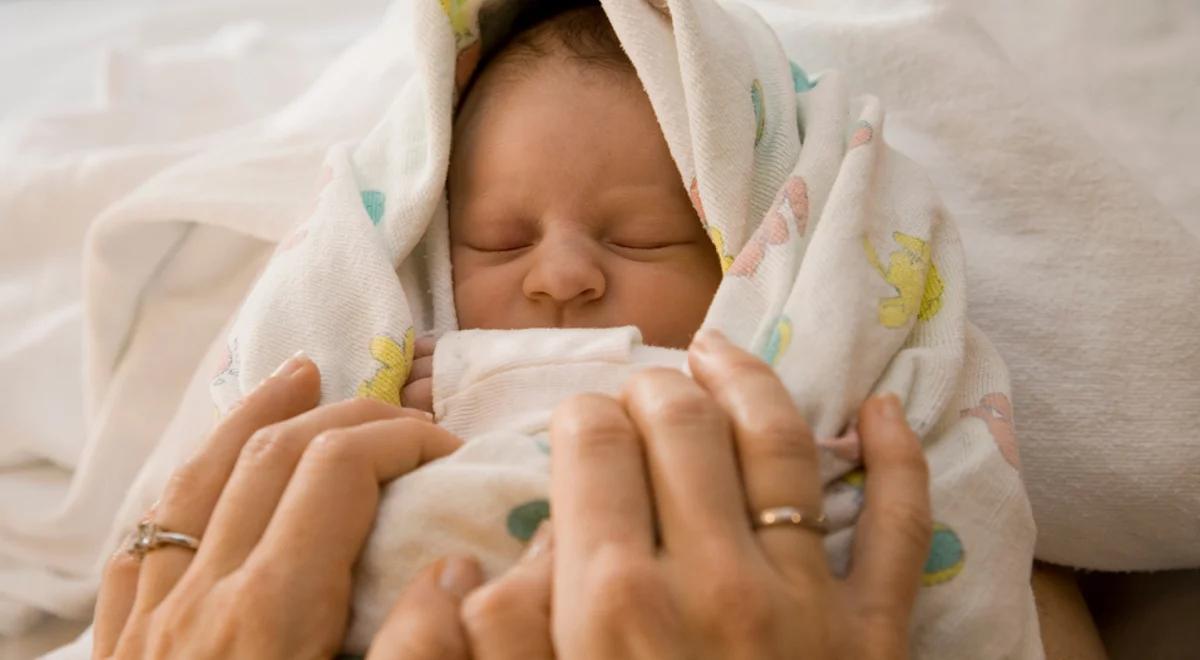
[402, 336, 436, 414]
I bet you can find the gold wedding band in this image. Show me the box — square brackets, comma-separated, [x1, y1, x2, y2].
[753, 506, 829, 534]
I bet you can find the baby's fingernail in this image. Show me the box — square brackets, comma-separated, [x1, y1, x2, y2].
[523, 521, 554, 562]
[878, 393, 903, 420]
[270, 350, 310, 379]
[438, 556, 482, 599]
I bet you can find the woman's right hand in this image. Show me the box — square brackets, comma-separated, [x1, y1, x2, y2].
[374, 329, 932, 659]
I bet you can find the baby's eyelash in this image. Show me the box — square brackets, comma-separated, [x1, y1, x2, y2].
[467, 243, 532, 253]
[608, 241, 685, 250]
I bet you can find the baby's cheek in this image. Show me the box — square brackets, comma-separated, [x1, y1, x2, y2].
[452, 264, 516, 329]
[622, 265, 718, 348]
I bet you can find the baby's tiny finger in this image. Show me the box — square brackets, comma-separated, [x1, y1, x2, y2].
[401, 377, 433, 414]
[407, 355, 434, 384]
[414, 336, 437, 359]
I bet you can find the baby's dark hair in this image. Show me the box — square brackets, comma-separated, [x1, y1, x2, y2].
[468, 1, 635, 95]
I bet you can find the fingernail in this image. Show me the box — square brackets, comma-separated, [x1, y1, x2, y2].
[691, 328, 728, 352]
[438, 556, 482, 599]
[878, 393, 903, 420]
[270, 350, 309, 379]
[422, 411, 434, 421]
[523, 521, 554, 562]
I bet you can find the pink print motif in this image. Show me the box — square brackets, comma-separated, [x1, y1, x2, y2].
[729, 176, 808, 278]
[211, 338, 239, 388]
[849, 120, 874, 149]
[961, 392, 1020, 470]
[688, 177, 708, 226]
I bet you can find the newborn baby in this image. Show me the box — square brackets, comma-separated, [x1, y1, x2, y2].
[213, 0, 1042, 656]
[400, 4, 723, 413]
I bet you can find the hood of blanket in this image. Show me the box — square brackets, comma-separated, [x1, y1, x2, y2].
[212, 0, 964, 444]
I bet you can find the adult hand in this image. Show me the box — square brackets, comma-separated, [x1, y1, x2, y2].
[93, 352, 461, 659]
[375, 329, 932, 659]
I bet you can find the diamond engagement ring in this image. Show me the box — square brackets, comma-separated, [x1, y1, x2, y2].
[126, 520, 201, 558]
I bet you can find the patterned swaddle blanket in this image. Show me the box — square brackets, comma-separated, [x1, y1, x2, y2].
[210, 0, 1041, 656]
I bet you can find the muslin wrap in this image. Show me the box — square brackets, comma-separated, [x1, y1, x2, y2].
[209, 0, 1041, 656]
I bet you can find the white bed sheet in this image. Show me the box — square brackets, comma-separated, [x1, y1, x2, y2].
[1, 0, 1197, 656]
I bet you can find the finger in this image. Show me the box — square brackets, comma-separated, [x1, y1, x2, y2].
[366, 556, 482, 660]
[621, 367, 749, 553]
[131, 352, 320, 614]
[846, 394, 931, 618]
[463, 523, 554, 660]
[407, 355, 434, 383]
[401, 377, 433, 414]
[550, 393, 655, 566]
[246, 418, 462, 592]
[192, 399, 433, 579]
[414, 336, 437, 360]
[92, 545, 142, 658]
[687, 329, 825, 580]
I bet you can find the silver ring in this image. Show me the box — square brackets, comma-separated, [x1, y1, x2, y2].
[753, 506, 829, 534]
[126, 520, 200, 558]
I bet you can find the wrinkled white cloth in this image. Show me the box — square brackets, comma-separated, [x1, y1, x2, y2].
[201, 0, 1039, 655]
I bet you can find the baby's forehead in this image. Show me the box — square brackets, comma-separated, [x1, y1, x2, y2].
[453, 5, 637, 131]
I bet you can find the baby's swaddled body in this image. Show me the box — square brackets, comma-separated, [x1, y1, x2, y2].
[213, 0, 1043, 657]
[348, 327, 681, 649]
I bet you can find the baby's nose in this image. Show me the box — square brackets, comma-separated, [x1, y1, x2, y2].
[521, 240, 606, 306]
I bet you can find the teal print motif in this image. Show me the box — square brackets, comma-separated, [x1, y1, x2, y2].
[506, 499, 550, 541]
[759, 316, 793, 366]
[789, 60, 814, 92]
[922, 523, 965, 586]
[751, 79, 766, 146]
[361, 190, 385, 225]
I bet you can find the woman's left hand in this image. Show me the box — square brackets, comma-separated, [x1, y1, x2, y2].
[93, 353, 461, 659]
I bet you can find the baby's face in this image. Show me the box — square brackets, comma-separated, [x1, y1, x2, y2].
[448, 59, 722, 349]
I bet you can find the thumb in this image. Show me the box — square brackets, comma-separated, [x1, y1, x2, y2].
[366, 556, 483, 660]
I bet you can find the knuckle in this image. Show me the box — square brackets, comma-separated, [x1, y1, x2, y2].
[623, 371, 720, 429]
[722, 350, 776, 379]
[341, 396, 400, 419]
[652, 389, 720, 428]
[159, 459, 211, 511]
[461, 581, 523, 631]
[740, 411, 816, 463]
[588, 553, 664, 621]
[551, 394, 634, 444]
[304, 429, 358, 466]
[880, 501, 933, 549]
[706, 573, 772, 636]
[239, 425, 299, 466]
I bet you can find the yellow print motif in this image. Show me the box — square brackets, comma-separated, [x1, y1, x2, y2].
[357, 328, 417, 406]
[708, 226, 735, 273]
[439, 0, 473, 37]
[863, 232, 944, 328]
